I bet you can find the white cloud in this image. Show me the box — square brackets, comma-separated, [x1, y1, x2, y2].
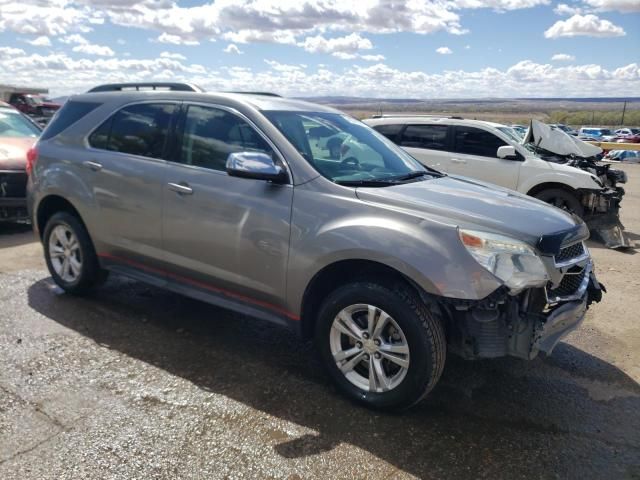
[0, 2, 91, 36]
[0, 46, 26, 59]
[360, 54, 386, 62]
[553, 3, 583, 15]
[27, 36, 52, 47]
[333, 52, 358, 60]
[0, 0, 552, 51]
[160, 51, 186, 60]
[552, 53, 576, 61]
[223, 44, 244, 55]
[60, 34, 88, 45]
[2, 47, 636, 99]
[300, 34, 373, 56]
[156, 32, 199, 46]
[72, 43, 115, 56]
[436, 47, 453, 54]
[544, 14, 626, 38]
[583, 0, 640, 13]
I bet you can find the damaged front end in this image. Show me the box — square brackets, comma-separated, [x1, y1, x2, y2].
[443, 237, 604, 360]
[524, 120, 630, 249]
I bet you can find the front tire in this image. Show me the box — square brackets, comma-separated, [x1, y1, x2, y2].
[43, 211, 106, 294]
[534, 188, 584, 218]
[315, 282, 446, 410]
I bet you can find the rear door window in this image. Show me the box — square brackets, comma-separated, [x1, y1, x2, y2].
[372, 124, 404, 143]
[41, 100, 101, 141]
[400, 124, 449, 150]
[89, 103, 175, 159]
[177, 105, 273, 172]
[453, 126, 507, 158]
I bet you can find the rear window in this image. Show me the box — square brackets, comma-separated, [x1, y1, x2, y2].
[89, 103, 175, 159]
[372, 124, 404, 142]
[399, 124, 449, 150]
[40, 101, 100, 141]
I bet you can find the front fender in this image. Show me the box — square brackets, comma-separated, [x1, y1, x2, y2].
[520, 166, 600, 195]
[286, 189, 503, 315]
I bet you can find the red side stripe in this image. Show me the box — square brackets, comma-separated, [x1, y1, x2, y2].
[98, 253, 300, 321]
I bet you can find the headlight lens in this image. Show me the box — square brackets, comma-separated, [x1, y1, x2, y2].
[459, 229, 549, 294]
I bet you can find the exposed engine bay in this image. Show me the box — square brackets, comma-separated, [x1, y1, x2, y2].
[524, 120, 630, 249]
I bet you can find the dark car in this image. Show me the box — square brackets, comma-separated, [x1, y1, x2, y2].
[9, 93, 61, 118]
[0, 102, 42, 222]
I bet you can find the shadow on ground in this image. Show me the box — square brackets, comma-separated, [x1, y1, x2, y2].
[0, 222, 34, 248]
[26, 276, 640, 479]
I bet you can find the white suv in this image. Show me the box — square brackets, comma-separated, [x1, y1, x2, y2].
[363, 116, 606, 215]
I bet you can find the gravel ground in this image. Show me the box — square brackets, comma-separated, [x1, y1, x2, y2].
[0, 165, 639, 479]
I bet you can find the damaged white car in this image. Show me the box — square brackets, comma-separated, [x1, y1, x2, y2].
[363, 116, 628, 248]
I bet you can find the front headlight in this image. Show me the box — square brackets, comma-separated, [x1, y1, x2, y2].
[459, 229, 549, 294]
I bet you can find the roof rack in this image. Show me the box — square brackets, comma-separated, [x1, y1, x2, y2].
[371, 114, 464, 120]
[86, 82, 205, 93]
[225, 91, 282, 97]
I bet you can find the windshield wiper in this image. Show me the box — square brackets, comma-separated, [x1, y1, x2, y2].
[334, 179, 399, 187]
[389, 170, 443, 182]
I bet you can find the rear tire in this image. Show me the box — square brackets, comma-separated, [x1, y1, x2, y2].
[43, 211, 107, 295]
[315, 281, 446, 411]
[534, 188, 584, 218]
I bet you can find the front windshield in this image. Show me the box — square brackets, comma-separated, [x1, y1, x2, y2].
[27, 96, 48, 105]
[0, 109, 41, 137]
[498, 126, 525, 143]
[264, 111, 438, 185]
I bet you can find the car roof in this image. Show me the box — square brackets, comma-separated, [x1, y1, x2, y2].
[68, 90, 341, 114]
[363, 115, 507, 129]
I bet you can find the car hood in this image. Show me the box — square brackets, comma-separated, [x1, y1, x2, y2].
[524, 119, 602, 158]
[0, 137, 36, 170]
[356, 175, 585, 249]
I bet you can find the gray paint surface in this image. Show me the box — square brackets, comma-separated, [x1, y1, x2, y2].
[29, 90, 585, 322]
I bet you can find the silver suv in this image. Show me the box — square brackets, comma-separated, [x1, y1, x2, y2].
[27, 83, 604, 410]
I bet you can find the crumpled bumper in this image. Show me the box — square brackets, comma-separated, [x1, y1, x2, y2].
[531, 269, 603, 357]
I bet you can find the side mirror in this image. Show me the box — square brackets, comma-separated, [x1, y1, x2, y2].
[497, 145, 518, 160]
[226, 152, 288, 184]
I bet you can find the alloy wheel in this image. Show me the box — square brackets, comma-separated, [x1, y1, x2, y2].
[48, 224, 82, 283]
[329, 304, 410, 393]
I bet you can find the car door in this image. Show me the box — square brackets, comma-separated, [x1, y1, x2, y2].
[447, 125, 520, 190]
[397, 124, 452, 172]
[85, 101, 177, 271]
[162, 103, 293, 314]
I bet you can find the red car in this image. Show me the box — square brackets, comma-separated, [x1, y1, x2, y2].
[8, 93, 61, 117]
[0, 102, 42, 222]
[614, 134, 640, 143]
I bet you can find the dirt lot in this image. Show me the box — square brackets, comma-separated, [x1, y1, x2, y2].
[1, 165, 639, 479]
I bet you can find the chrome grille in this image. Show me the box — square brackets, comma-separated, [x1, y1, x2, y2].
[555, 242, 585, 264]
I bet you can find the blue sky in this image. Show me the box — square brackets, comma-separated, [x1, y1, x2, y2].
[0, 1, 638, 98]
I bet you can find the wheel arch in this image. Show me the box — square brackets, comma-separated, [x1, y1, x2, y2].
[299, 259, 428, 340]
[526, 182, 580, 198]
[36, 195, 87, 240]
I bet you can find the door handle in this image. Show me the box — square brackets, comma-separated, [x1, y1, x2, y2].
[168, 182, 193, 195]
[82, 161, 103, 171]
[450, 158, 467, 164]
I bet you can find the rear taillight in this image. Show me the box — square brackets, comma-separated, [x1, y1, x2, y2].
[26, 146, 38, 176]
